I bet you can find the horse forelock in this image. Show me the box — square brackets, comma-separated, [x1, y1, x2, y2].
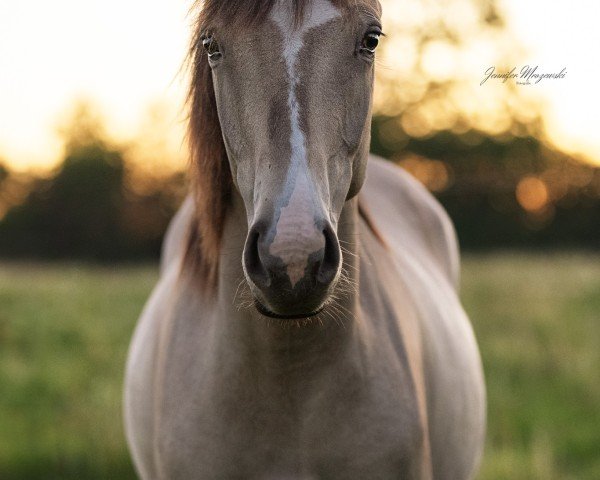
[191, 0, 350, 30]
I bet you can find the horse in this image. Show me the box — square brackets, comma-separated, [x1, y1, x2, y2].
[124, 0, 486, 478]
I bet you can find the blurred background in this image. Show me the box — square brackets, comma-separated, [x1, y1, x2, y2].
[0, 0, 598, 478]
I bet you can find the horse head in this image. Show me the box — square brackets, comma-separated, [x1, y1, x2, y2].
[189, 0, 382, 318]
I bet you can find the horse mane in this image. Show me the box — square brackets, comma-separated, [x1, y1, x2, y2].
[185, 0, 355, 291]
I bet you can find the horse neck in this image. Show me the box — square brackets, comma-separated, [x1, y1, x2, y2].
[214, 190, 361, 373]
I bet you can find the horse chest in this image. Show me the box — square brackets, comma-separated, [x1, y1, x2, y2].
[154, 325, 429, 479]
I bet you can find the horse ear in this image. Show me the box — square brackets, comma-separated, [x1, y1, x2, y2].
[185, 34, 233, 290]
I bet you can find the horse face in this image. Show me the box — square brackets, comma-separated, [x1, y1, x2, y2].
[206, 0, 381, 317]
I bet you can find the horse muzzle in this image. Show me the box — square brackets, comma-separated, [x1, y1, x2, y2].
[242, 219, 341, 318]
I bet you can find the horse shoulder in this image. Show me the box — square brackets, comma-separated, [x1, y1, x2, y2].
[362, 155, 460, 289]
[125, 196, 197, 479]
[124, 264, 180, 479]
[361, 156, 485, 479]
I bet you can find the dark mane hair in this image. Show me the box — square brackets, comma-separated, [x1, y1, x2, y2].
[185, 0, 354, 291]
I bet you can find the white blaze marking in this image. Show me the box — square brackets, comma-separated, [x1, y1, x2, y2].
[268, 0, 341, 287]
[269, 170, 325, 286]
[270, 0, 340, 172]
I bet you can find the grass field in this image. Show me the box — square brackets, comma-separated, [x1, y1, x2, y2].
[0, 253, 598, 479]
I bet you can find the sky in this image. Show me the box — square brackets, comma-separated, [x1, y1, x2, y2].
[499, 0, 600, 164]
[0, 0, 599, 171]
[0, 0, 190, 170]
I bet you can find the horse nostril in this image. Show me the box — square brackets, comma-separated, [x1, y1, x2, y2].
[243, 226, 270, 288]
[317, 225, 341, 285]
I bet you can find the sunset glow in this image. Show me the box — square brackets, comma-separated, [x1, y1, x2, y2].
[0, 0, 599, 171]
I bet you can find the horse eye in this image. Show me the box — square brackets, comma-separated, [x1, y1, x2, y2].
[202, 35, 221, 60]
[360, 32, 380, 54]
